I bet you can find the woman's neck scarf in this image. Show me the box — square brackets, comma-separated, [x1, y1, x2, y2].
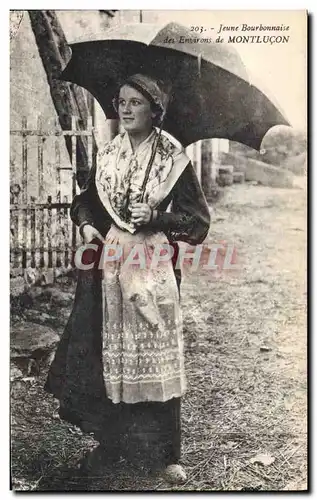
[96, 129, 189, 233]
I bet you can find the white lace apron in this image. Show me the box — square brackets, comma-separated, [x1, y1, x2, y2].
[96, 130, 189, 404]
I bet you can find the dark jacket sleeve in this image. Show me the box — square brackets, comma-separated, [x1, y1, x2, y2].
[70, 165, 111, 236]
[150, 162, 211, 245]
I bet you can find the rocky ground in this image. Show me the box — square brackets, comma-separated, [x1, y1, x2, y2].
[10, 179, 307, 491]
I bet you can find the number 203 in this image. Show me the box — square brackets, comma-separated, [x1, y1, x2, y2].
[190, 26, 204, 33]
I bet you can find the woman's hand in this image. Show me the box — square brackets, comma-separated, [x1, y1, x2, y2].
[82, 224, 103, 244]
[130, 203, 152, 226]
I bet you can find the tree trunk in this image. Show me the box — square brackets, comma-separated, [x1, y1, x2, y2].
[201, 140, 222, 203]
[28, 10, 96, 188]
[201, 140, 213, 198]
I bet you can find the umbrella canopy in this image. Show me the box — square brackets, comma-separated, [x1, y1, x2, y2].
[61, 22, 290, 149]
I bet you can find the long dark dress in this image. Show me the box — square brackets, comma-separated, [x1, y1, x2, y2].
[45, 160, 210, 466]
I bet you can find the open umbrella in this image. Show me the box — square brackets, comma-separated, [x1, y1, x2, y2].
[61, 22, 290, 150]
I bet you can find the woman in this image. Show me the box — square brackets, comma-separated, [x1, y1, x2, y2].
[45, 73, 210, 485]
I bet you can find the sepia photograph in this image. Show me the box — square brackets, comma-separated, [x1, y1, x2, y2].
[10, 9, 307, 492]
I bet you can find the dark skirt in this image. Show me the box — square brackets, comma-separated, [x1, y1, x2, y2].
[45, 264, 182, 466]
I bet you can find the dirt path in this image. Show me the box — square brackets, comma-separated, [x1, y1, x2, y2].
[179, 179, 307, 491]
[11, 180, 307, 491]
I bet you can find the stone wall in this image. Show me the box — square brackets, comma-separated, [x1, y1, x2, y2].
[10, 10, 119, 200]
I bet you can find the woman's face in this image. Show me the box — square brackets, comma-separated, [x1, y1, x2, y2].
[118, 85, 155, 134]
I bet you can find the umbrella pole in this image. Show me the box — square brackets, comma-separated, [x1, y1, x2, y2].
[140, 85, 171, 202]
[140, 122, 164, 202]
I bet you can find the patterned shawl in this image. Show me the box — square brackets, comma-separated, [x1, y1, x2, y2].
[95, 129, 189, 233]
